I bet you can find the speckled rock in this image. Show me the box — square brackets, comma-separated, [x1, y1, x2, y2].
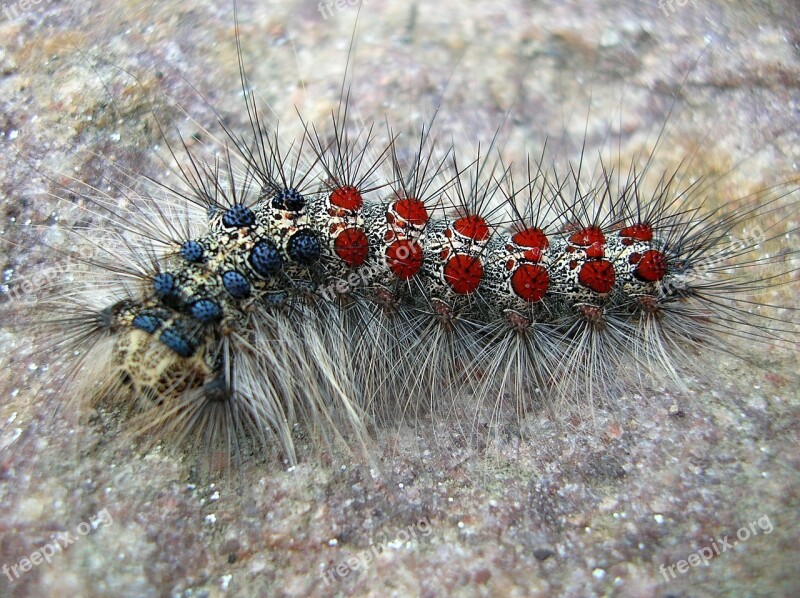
[0, 1, 798, 597]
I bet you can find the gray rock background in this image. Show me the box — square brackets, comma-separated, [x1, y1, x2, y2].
[0, 0, 798, 596]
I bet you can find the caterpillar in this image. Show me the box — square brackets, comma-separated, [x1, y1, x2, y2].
[1, 1, 799, 594]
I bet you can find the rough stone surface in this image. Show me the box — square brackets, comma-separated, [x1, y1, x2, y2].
[0, 1, 798, 597]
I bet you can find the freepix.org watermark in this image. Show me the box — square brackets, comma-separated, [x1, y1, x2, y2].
[660, 513, 773, 582]
[317, 0, 367, 21]
[322, 517, 432, 585]
[657, 0, 695, 17]
[0, 0, 52, 22]
[3, 243, 97, 304]
[3, 508, 114, 583]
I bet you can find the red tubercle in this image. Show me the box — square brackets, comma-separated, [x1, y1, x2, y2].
[619, 223, 654, 242]
[578, 259, 616, 294]
[511, 264, 549, 303]
[569, 225, 605, 259]
[511, 227, 549, 262]
[512, 227, 549, 249]
[389, 197, 429, 228]
[523, 249, 543, 261]
[329, 185, 363, 211]
[634, 249, 669, 282]
[386, 239, 423, 279]
[443, 253, 484, 294]
[567, 225, 605, 245]
[453, 214, 490, 242]
[333, 227, 369, 267]
[585, 245, 605, 260]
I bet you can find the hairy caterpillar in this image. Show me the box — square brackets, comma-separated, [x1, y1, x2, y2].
[1, 1, 799, 595]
